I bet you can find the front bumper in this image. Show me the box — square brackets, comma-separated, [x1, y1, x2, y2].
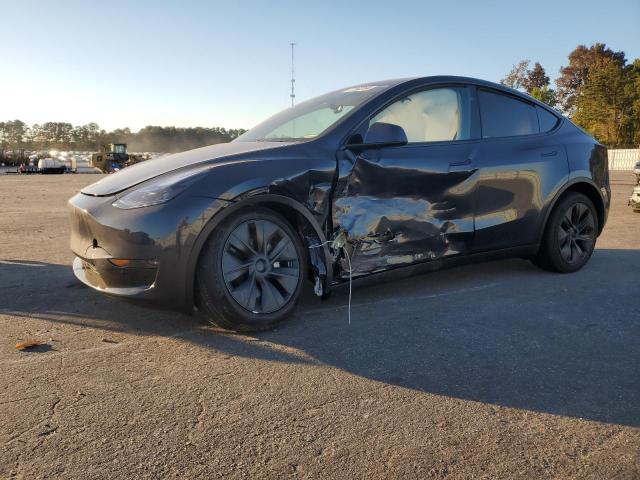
[73, 257, 157, 296]
[68, 191, 228, 309]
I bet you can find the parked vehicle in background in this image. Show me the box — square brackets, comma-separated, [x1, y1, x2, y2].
[37, 158, 66, 174]
[15, 157, 66, 174]
[91, 143, 129, 173]
[91, 143, 147, 173]
[69, 76, 610, 332]
[629, 161, 640, 212]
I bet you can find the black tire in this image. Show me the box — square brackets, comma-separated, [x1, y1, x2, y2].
[533, 192, 598, 273]
[196, 208, 306, 332]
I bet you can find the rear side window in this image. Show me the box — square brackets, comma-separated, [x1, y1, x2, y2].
[536, 106, 559, 132]
[478, 89, 538, 138]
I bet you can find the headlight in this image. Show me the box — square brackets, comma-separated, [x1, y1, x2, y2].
[112, 166, 210, 209]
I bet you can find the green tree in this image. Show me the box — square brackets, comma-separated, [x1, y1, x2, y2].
[0, 122, 7, 150]
[502, 60, 557, 107]
[39, 122, 74, 148]
[27, 124, 45, 150]
[0, 120, 246, 153]
[631, 59, 640, 145]
[573, 59, 637, 147]
[529, 85, 558, 107]
[0, 120, 27, 148]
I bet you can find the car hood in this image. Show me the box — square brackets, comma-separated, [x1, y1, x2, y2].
[81, 141, 291, 196]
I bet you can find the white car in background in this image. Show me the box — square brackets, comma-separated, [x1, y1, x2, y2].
[629, 161, 640, 212]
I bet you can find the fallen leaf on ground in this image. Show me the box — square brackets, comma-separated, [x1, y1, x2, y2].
[15, 340, 43, 350]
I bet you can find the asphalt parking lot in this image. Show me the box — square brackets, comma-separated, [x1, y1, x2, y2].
[1, 172, 639, 479]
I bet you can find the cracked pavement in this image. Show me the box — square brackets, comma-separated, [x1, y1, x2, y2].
[1, 172, 639, 479]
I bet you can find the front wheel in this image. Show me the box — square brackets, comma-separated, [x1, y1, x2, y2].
[533, 192, 598, 273]
[196, 208, 306, 332]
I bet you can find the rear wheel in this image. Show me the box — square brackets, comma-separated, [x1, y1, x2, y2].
[533, 192, 598, 273]
[196, 208, 306, 332]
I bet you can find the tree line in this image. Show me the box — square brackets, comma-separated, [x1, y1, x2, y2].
[0, 122, 246, 156]
[501, 43, 640, 148]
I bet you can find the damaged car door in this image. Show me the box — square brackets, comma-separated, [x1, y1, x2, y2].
[332, 86, 480, 278]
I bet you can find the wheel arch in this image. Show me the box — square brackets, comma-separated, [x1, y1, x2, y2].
[184, 193, 332, 310]
[538, 178, 606, 245]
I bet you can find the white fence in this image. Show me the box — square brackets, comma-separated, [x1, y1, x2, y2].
[609, 149, 640, 171]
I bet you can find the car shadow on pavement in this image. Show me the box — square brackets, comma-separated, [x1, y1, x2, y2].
[1, 248, 639, 427]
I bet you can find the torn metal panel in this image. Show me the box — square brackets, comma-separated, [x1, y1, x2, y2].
[332, 144, 478, 277]
[257, 163, 336, 222]
[300, 226, 328, 297]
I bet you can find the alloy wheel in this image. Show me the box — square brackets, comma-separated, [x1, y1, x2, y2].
[221, 219, 301, 314]
[558, 202, 595, 264]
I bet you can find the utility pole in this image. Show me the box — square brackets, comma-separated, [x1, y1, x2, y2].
[290, 42, 296, 107]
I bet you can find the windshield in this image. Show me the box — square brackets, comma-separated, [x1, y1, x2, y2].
[236, 84, 390, 142]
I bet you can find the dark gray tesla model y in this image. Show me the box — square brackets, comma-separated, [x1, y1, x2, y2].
[69, 76, 610, 331]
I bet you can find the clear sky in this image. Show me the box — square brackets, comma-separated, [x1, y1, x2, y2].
[1, 0, 639, 131]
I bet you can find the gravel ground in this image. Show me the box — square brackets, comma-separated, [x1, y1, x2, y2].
[1, 172, 639, 479]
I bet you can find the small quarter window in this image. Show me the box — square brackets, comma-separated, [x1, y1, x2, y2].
[536, 106, 559, 132]
[478, 90, 538, 138]
[370, 87, 471, 143]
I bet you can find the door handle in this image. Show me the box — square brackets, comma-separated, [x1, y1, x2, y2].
[448, 158, 473, 172]
[541, 150, 558, 157]
[449, 158, 472, 167]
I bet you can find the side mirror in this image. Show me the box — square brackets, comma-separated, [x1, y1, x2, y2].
[345, 122, 408, 151]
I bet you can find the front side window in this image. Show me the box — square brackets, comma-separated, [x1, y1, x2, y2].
[478, 90, 538, 138]
[369, 87, 471, 143]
